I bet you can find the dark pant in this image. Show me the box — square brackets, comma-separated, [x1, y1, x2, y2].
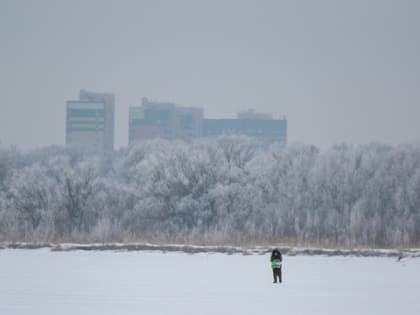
[273, 267, 282, 283]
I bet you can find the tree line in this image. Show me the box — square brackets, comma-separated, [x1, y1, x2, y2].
[1, 137, 419, 248]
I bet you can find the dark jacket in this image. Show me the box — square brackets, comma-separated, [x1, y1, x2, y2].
[270, 249, 282, 262]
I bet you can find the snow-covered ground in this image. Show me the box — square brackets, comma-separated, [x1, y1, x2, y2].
[1, 249, 419, 315]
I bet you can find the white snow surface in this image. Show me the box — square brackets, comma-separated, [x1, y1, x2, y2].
[1, 249, 419, 315]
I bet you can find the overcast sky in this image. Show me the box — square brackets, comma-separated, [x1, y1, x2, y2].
[1, 0, 419, 151]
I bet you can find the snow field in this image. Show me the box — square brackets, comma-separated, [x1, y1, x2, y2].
[0, 249, 419, 315]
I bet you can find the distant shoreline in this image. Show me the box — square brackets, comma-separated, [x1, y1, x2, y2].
[1, 242, 419, 258]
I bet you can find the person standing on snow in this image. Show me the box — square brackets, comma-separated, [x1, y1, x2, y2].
[270, 248, 282, 283]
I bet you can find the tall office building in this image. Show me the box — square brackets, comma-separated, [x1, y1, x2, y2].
[174, 106, 203, 141]
[66, 90, 115, 151]
[203, 109, 287, 144]
[129, 98, 203, 144]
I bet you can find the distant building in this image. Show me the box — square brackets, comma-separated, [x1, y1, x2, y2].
[203, 109, 287, 144]
[237, 109, 272, 120]
[129, 98, 203, 144]
[66, 90, 115, 151]
[175, 106, 203, 141]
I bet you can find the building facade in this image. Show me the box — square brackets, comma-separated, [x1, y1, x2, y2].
[203, 109, 287, 144]
[129, 101, 287, 145]
[129, 98, 203, 145]
[66, 90, 115, 151]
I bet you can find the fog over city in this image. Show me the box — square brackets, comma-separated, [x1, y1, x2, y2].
[1, 0, 420, 150]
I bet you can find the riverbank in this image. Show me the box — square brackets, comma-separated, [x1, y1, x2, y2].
[1, 242, 420, 258]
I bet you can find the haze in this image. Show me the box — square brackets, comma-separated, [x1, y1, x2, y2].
[1, 0, 419, 151]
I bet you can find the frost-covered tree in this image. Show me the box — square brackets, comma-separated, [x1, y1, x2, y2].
[9, 164, 56, 239]
[1, 138, 419, 247]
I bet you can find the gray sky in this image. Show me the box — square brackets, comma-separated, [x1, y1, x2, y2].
[1, 0, 419, 151]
